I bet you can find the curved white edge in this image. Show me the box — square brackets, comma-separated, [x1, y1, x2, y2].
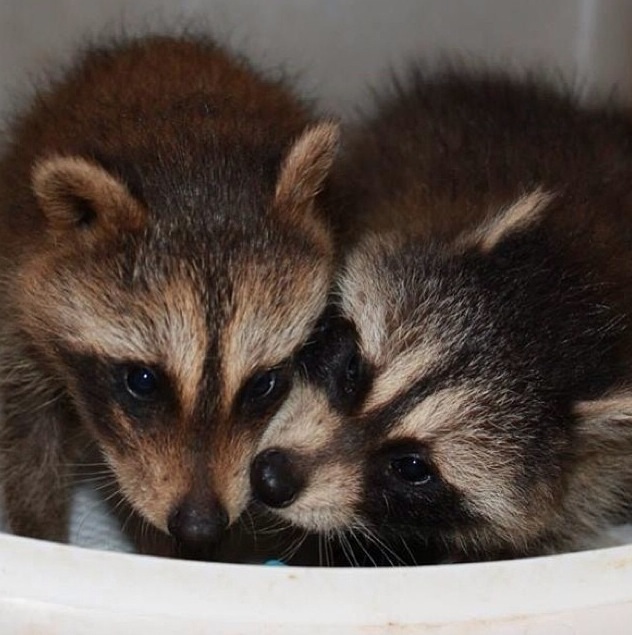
[0, 532, 631, 627]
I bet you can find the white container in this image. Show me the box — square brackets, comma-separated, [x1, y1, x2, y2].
[0, 532, 631, 634]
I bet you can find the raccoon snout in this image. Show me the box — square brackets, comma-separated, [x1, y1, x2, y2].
[167, 497, 228, 548]
[250, 448, 305, 508]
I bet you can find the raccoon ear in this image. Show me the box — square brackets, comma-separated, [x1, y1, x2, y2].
[273, 121, 340, 231]
[32, 156, 146, 238]
[574, 391, 632, 447]
[463, 188, 553, 254]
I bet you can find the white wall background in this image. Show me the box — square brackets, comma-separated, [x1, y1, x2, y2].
[0, 0, 631, 117]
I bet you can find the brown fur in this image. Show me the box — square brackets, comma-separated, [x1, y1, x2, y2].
[0, 34, 339, 557]
[32, 156, 148, 237]
[250, 69, 632, 563]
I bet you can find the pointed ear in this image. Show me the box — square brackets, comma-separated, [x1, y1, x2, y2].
[273, 122, 339, 248]
[574, 390, 632, 447]
[460, 188, 553, 254]
[32, 156, 147, 239]
[275, 121, 340, 208]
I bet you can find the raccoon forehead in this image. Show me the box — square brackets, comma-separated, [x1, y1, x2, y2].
[363, 342, 444, 411]
[222, 253, 332, 401]
[336, 235, 398, 365]
[338, 236, 467, 374]
[385, 384, 491, 440]
[20, 262, 208, 415]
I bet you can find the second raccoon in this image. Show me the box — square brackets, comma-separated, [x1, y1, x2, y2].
[249, 69, 632, 562]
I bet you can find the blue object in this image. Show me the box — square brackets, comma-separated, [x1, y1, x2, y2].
[264, 559, 286, 566]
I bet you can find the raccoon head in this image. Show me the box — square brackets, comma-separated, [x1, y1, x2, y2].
[16, 122, 339, 553]
[250, 190, 632, 560]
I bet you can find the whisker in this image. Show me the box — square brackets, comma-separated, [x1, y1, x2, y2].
[363, 531, 402, 567]
[353, 520, 407, 567]
[349, 526, 379, 567]
[71, 475, 113, 487]
[72, 483, 121, 545]
[243, 509, 257, 536]
[398, 534, 419, 566]
[339, 531, 360, 567]
[252, 517, 293, 537]
[242, 510, 260, 549]
[64, 462, 110, 469]
[139, 516, 151, 552]
[279, 529, 308, 563]
[101, 488, 125, 508]
[318, 534, 324, 567]
[120, 504, 137, 538]
[322, 531, 330, 567]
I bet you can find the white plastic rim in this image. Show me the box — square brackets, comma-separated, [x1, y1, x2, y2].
[0, 532, 631, 634]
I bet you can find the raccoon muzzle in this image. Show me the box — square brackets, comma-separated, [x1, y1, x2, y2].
[167, 495, 229, 553]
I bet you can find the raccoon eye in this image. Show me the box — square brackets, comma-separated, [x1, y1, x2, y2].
[249, 370, 279, 399]
[125, 366, 160, 401]
[240, 367, 290, 414]
[343, 351, 362, 394]
[390, 454, 434, 485]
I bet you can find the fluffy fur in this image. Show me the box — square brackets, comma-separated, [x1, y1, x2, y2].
[0, 34, 339, 558]
[250, 69, 632, 563]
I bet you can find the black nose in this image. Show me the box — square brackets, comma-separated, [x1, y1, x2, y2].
[167, 498, 228, 548]
[250, 448, 305, 508]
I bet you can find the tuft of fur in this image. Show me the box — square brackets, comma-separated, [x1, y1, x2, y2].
[0, 34, 340, 557]
[251, 68, 632, 563]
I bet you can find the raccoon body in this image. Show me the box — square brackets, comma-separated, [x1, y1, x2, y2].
[0, 35, 339, 557]
[249, 69, 632, 562]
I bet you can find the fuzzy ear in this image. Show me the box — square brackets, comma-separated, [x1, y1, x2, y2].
[574, 390, 632, 447]
[32, 156, 146, 238]
[461, 188, 553, 254]
[275, 121, 340, 208]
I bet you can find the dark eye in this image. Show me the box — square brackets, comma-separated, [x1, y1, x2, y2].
[249, 370, 279, 400]
[125, 366, 160, 401]
[343, 351, 362, 394]
[241, 367, 290, 413]
[390, 454, 434, 485]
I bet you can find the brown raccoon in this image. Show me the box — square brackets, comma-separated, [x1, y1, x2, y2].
[249, 69, 632, 563]
[0, 34, 340, 558]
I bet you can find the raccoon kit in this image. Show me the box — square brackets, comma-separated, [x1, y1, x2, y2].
[249, 70, 632, 563]
[0, 35, 340, 557]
